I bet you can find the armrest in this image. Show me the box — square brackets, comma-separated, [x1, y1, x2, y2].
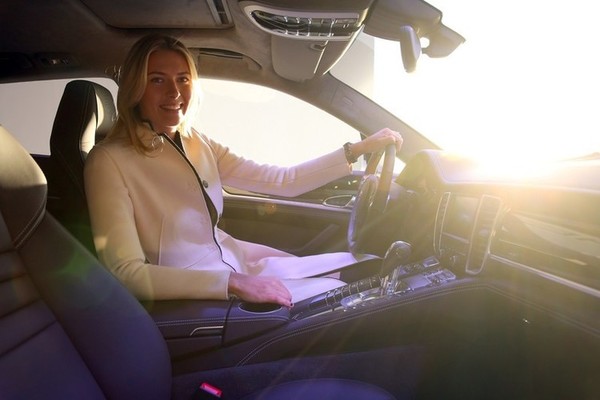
[142, 300, 230, 339]
[142, 300, 230, 358]
[142, 300, 290, 358]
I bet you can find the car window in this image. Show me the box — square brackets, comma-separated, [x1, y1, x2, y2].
[0, 76, 386, 202]
[0, 77, 357, 162]
[332, 0, 600, 163]
[0, 78, 118, 155]
[194, 78, 365, 168]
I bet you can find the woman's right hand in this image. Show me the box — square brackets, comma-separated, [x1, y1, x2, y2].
[228, 272, 293, 308]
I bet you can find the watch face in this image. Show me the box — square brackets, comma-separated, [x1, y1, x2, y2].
[344, 142, 357, 163]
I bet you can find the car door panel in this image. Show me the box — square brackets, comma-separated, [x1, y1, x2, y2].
[219, 194, 352, 256]
[218, 174, 361, 256]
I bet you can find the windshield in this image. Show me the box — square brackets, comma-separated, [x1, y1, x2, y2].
[332, 0, 600, 162]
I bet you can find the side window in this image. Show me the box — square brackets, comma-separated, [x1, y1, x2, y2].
[194, 79, 364, 168]
[194, 79, 367, 202]
[0, 78, 117, 155]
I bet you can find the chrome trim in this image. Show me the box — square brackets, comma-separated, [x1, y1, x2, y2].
[242, 4, 361, 41]
[189, 325, 224, 337]
[489, 253, 600, 299]
[223, 192, 351, 213]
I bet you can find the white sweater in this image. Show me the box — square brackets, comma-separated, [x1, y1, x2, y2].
[84, 125, 356, 301]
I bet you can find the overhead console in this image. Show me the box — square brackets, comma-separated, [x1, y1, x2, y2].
[240, 0, 372, 81]
[243, 4, 363, 40]
[239, 0, 464, 80]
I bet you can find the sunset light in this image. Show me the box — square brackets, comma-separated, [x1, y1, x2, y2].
[372, 0, 600, 163]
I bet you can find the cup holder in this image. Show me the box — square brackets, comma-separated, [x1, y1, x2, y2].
[238, 302, 282, 314]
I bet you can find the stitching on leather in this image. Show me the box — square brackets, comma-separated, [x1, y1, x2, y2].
[13, 196, 46, 250]
[155, 317, 225, 327]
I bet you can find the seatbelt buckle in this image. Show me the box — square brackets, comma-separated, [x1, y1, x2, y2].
[196, 382, 223, 399]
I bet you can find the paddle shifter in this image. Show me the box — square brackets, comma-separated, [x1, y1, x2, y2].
[380, 241, 412, 296]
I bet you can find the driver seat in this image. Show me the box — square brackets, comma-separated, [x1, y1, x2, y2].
[0, 125, 396, 399]
[48, 80, 116, 254]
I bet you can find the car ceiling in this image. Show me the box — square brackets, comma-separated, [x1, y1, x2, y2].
[0, 0, 463, 86]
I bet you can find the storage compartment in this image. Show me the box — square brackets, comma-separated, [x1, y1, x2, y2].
[143, 299, 290, 359]
[224, 301, 290, 344]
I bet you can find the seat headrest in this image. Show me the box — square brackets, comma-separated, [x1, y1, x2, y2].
[0, 126, 47, 249]
[49, 80, 116, 160]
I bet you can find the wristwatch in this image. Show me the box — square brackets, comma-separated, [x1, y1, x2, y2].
[343, 142, 358, 164]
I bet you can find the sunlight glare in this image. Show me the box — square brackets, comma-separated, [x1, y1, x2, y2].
[373, 0, 600, 164]
[472, 154, 562, 182]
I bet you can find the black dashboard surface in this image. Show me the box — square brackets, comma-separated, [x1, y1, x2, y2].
[397, 149, 600, 292]
[398, 149, 600, 192]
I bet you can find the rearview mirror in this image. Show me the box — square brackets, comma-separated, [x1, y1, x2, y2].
[399, 25, 421, 73]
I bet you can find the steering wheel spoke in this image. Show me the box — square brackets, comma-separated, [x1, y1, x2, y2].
[348, 144, 396, 256]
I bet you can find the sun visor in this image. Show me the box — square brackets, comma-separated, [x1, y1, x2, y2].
[79, 0, 233, 28]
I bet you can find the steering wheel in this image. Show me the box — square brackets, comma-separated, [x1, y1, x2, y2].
[348, 144, 396, 256]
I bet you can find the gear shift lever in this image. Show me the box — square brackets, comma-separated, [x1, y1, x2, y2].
[380, 241, 412, 295]
[381, 241, 412, 277]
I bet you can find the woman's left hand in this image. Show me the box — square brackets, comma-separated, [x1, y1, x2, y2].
[348, 128, 403, 158]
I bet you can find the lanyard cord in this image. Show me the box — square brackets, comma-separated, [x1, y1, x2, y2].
[167, 132, 219, 227]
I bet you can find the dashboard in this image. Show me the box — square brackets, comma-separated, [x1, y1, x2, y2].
[285, 149, 600, 318]
[146, 149, 600, 375]
[396, 149, 600, 294]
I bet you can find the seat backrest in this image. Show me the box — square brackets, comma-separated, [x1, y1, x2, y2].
[0, 125, 171, 399]
[48, 80, 116, 253]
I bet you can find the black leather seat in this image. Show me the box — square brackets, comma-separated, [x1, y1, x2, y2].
[0, 125, 171, 398]
[48, 80, 116, 254]
[241, 378, 395, 399]
[0, 125, 396, 399]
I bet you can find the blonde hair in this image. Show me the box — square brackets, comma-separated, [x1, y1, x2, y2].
[106, 34, 200, 153]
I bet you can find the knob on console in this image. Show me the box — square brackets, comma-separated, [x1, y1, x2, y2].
[380, 241, 412, 278]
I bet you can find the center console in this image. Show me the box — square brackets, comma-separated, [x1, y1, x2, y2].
[145, 191, 504, 372]
[145, 248, 457, 364]
[292, 253, 455, 319]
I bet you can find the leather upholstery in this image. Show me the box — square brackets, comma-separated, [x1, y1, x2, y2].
[49, 80, 116, 194]
[0, 125, 172, 399]
[48, 80, 116, 253]
[241, 378, 396, 400]
[0, 127, 397, 399]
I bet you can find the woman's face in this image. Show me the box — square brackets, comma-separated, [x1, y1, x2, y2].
[138, 48, 192, 136]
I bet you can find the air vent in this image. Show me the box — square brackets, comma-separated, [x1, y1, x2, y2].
[243, 4, 361, 40]
[207, 0, 231, 25]
[434, 192, 451, 255]
[466, 195, 502, 275]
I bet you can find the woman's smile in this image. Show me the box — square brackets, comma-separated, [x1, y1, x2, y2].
[138, 48, 192, 135]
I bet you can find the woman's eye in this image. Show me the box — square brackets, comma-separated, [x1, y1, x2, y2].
[149, 77, 163, 84]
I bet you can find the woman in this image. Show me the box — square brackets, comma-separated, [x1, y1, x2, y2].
[84, 34, 403, 308]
